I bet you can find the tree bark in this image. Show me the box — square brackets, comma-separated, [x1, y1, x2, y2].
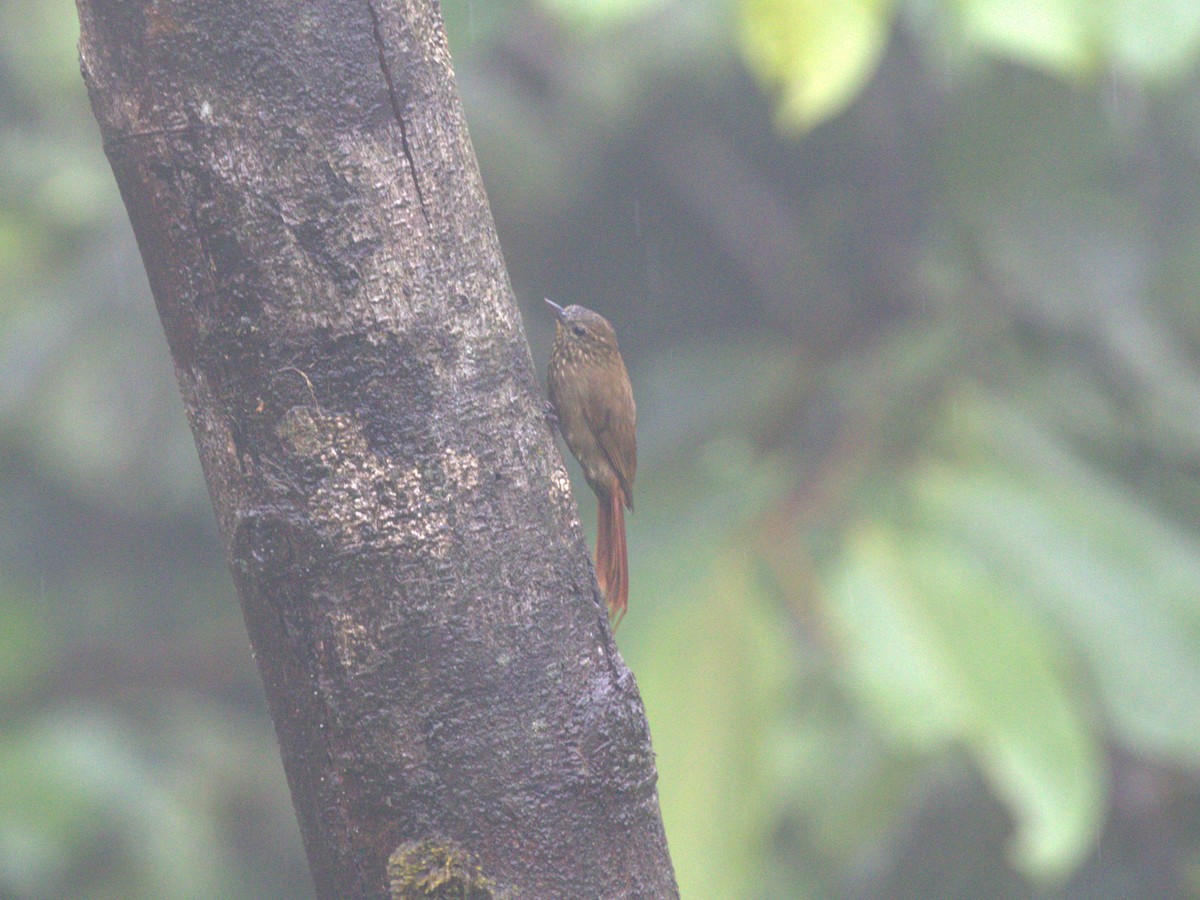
[75, 1, 678, 897]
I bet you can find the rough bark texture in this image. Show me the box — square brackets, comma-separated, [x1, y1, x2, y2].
[75, 1, 678, 897]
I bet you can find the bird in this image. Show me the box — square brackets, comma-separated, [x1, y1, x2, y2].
[545, 298, 637, 628]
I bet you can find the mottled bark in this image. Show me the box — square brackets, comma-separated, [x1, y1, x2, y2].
[75, 1, 677, 897]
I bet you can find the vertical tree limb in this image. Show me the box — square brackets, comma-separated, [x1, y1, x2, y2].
[75, 0, 678, 896]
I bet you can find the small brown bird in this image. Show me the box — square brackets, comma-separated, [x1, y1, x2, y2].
[545, 299, 637, 627]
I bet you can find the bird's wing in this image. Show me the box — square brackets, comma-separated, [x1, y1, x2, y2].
[586, 383, 636, 510]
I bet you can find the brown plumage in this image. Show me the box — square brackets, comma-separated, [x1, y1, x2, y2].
[545, 299, 637, 628]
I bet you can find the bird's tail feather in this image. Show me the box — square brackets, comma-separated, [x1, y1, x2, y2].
[596, 488, 629, 629]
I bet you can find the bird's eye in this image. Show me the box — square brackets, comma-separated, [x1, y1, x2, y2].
[571, 324, 586, 337]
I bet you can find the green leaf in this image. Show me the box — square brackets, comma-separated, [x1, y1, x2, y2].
[635, 555, 796, 899]
[0, 709, 235, 899]
[824, 524, 1105, 877]
[739, 0, 897, 130]
[538, 0, 670, 31]
[1102, 0, 1200, 80]
[928, 399, 1200, 768]
[954, 0, 1200, 81]
[958, 0, 1096, 75]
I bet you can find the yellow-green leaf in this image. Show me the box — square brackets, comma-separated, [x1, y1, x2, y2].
[739, 0, 896, 131]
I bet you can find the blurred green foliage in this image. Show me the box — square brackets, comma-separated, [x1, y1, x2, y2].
[741, 0, 897, 129]
[3, 0, 1200, 897]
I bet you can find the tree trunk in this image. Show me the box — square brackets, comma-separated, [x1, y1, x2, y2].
[75, 1, 678, 897]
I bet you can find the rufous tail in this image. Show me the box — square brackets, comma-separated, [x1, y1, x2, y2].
[595, 488, 629, 629]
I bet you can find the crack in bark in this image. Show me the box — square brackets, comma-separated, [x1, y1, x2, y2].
[103, 122, 210, 150]
[367, 0, 433, 231]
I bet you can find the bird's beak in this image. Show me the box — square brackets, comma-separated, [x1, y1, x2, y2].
[544, 298, 566, 320]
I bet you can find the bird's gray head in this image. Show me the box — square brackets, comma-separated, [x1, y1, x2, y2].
[545, 298, 618, 355]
